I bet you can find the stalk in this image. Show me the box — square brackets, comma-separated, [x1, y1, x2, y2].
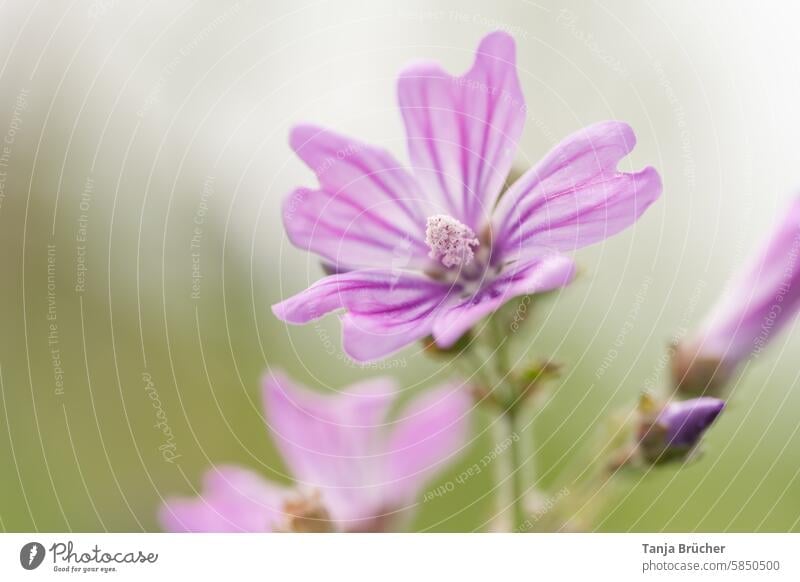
[491, 314, 529, 532]
[504, 406, 528, 531]
[443, 313, 544, 532]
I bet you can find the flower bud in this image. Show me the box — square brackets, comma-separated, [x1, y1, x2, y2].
[637, 396, 725, 464]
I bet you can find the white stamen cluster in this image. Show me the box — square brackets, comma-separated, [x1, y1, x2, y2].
[425, 214, 480, 268]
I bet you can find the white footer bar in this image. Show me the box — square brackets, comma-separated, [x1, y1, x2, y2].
[1, 533, 797, 581]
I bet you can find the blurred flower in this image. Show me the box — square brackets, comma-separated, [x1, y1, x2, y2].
[673, 197, 800, 396]
[160, 371, 470, 532]
[273, 31, 662, 362]
[637, 395, 725, 464]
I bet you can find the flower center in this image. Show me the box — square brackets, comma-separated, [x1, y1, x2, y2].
[425, 214, 480, 268]
[282, 489, 334, 533]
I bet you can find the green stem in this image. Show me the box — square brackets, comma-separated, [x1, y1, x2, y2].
[457, 316, 535, 532]
[489, 314, 530, 532]
[505, 407, 527, 532]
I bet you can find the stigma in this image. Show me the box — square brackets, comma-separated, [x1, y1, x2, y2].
[425, 214, 479, 268]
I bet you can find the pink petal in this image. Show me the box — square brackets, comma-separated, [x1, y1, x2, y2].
[339, 312, 437, 363]
[272, 269, 454, 362]
[159, 465, 287, 532]
[285, 125, 430, 270]
[492, 121, 662, 262]
[431, 254, 576, 347]
[263, 371, 399, 524]
[385, 382, 472, 506]
[398, 31, 525, 231]
[694, 196, 800, 364]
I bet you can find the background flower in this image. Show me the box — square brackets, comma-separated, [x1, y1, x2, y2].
[674, 197, 800, 396]
[160, 371, 470, 532]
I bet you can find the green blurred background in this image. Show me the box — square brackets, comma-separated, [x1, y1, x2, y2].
[2, 0, 800, 532]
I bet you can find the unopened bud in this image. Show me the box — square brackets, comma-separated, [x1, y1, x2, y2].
[637, 396, 725, 464]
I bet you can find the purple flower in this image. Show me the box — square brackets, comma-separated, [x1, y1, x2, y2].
[273, 31, 662, 362]
[659, 397, 725, 448]
[637, 397, 725, 464]
[673, 197, 800, 395]
[159, 371, 470, 532]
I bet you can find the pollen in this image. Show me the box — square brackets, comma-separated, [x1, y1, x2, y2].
[425, 214, 480, 268]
